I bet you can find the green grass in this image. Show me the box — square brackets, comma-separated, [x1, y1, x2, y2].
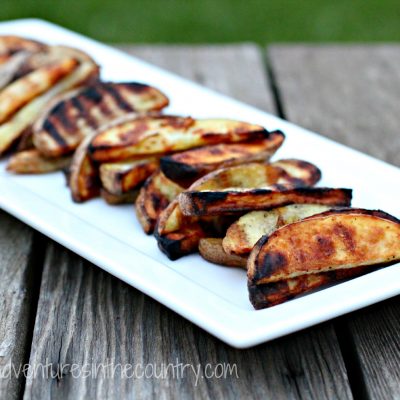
[1, 0, 400, 43]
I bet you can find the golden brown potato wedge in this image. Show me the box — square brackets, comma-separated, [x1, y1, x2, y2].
[154, 159, 320, 260]
[99, 157, 159, 195]
[248, 266, 374, 309]
[199, 238, 247, 268]
[155, 222, 207, 261]
[179, 187, 352, 217]
[185, 159, 321, 192]
[69, 134, 101, 202]
[100, 188, 139, 205]
[89, 117, 269, 162]
[0, 36, 46, 64]
[0, 57, 79, 124]
[0, 55, 99, 155]
[33, 82, 168, 157]
[135, 171, 184, 234]
[6, 149, 71, 174]
[160, 130, 285, 182]
[223, 204, 332, 255]
[155, 198, 239, 260]
[248, 209, 400, 288]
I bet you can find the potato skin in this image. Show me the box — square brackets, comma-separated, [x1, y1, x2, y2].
[69, 133, 101, 203]
[248, 265, 374, 309]
[100, 157, 159, 195]
[7, 149, 71, 174]
[160, 131, 285, 182]
[100, 188, 139, 205]
[135, 171, 183, 234]
[179, 187, 352, 216]
[199, 238, 247, 268]
[248, 209, 400, 286]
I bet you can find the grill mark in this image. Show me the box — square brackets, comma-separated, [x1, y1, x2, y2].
[93, 84, 118, 117]
[43, 119, 67, 146]
[103, 84, 135, 112]
[71, 97, 98, 130]
[52, 102, 76, 133]
[124, 82, 149, 93]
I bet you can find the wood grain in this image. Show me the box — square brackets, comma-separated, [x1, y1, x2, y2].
[118, 44, 276, 113]
[0, 211, 42, 400]
[269, 44, 400, 399]
[268, 45, 400, 166]
[22, 45, 353, 400]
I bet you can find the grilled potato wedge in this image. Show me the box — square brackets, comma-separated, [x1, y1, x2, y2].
[69, 134, 101, 202]
[7, 149, 71, 174]
[99, 157, 159, 195]
[33, 82, 169, 157]
[248, 266, 374, 309]
[223, 204, 332, 255]
[160, 130, 285, 182]
[248, 209, 400, 289]
[184, 159, 321, 192]
[156, 222, 207, 260]
[0, 54, 99, 155]
[89, 117, 269, 162]
[155, 159, 321, 260]
[100, 188, 139, 205]
[0, 36, 46, 64]
[135, 171, 184, 234]
[180, 187, 352, 216]
[199, 238, 247, 268]
[0, 57, 79, 125]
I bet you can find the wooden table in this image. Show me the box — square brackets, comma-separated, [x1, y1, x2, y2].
[1, 44, 400, 400]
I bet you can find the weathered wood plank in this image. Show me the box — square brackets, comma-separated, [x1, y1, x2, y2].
[268, 45, 400, 167]
[0, 211, 43, 400]
[269, 44, 400, 399]
[118, 44, 276, 113]
[23, 45, 352, 400]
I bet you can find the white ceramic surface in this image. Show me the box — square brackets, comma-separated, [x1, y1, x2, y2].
[0, 19, 399, 348]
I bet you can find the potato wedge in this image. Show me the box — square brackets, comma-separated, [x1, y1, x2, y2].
[247, 209, 400, 288]
[0, 51, 32, 90]
[155, 159, 321, 260]
[156, 222, 207, 260]
[223, 204, 332, 255]
[33, 82, 169, 157]
[0, 36, 46, 64]
[155, 198, 239, 260]
[69, 133, 101, 202]
[6, 149, 71, 174]
[248, 266, 374, 309]
[135, 171, 184, 234]
[160, 130, 285, 182]
[199, 238, 247, 268]
[99, 157, 159, 195]
[179, 187, 352, 216]
[0, 57, 79, 124]
[100, 188, 139, 205]
[185, 159, 321, 192]
[89, 117, 269, 162]
[0, 56, 99, 155]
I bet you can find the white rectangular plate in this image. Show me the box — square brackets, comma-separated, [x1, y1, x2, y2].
[1, 19, 399, 348]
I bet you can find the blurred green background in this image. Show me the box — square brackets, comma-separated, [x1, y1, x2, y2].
[1, 0, 399, 43]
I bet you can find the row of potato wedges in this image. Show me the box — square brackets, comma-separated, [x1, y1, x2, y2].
[3, 36, 400, 310]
